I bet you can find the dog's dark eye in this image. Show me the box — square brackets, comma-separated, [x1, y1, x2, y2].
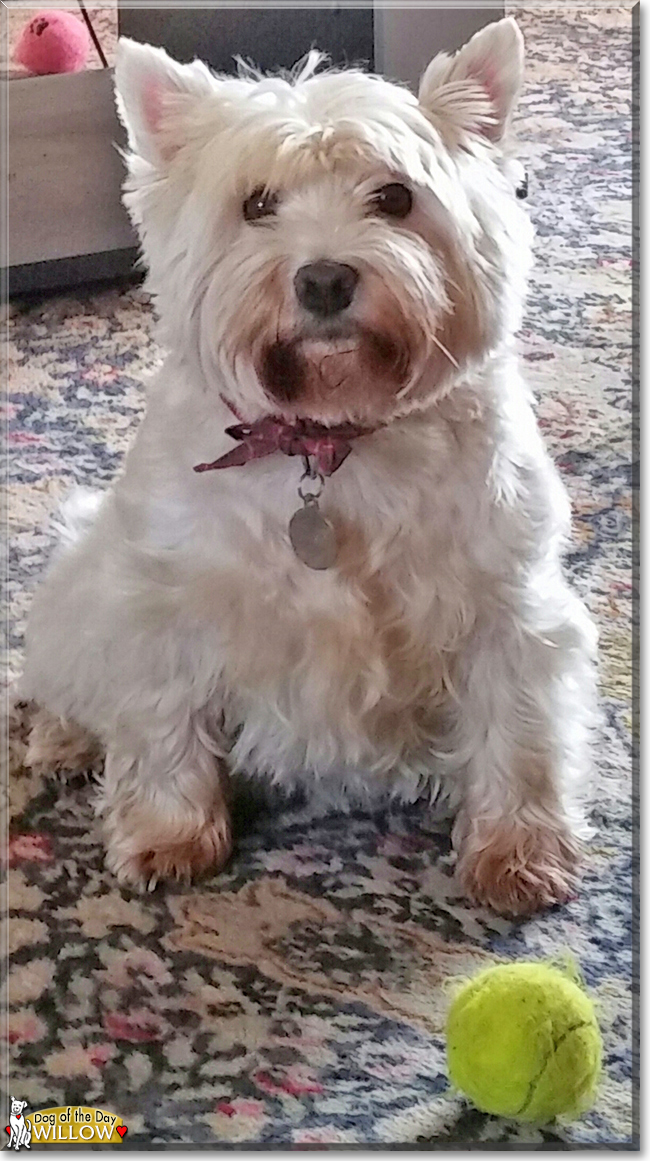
[243, 187, 279, 222]
[371, 182, 413, 219]
[516, 172, 529, 199]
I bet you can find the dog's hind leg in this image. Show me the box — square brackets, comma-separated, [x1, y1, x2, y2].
[23, 703, 104, 779]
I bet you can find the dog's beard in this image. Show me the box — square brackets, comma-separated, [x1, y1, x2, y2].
[253, 324, 415, 424]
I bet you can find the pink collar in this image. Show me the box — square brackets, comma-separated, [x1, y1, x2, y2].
[194, 398, 380, 478]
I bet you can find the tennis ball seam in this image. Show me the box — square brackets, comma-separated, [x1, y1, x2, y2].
[515, 1020, 593, 1119]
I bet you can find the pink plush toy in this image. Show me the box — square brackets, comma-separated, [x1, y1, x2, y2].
[14, 10, 90, 76]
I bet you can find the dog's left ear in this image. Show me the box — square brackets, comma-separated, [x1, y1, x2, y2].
[418, 17, 524, 144]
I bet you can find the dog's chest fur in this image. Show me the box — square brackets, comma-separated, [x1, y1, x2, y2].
[219, 530, 474, 789]
[161, 393, 492, 788]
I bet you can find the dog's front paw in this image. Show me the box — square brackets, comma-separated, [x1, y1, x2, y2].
[456, 817, 581, 917]
[106, 808, 232, 890]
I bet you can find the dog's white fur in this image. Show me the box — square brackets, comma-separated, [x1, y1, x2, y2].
[21, 19, 597, 912]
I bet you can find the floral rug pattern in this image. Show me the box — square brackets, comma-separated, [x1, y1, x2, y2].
[4, 6, 636, 1147]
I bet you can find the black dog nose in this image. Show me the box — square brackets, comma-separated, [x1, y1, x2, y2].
[294, 260, 359, 317]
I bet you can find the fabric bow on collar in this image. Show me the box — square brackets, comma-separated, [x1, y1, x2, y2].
[194, 404, 378, 478]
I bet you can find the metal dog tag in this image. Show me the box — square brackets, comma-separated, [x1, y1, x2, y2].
[289, 498, 337, 570]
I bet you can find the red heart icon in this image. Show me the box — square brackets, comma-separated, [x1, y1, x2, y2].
[5, 1127, 10, 1135]
[16, 1115, 21, 1120]
[117, 1126, 127, 1138]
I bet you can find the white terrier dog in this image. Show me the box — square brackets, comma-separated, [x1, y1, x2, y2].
[21, 18, 597, 914]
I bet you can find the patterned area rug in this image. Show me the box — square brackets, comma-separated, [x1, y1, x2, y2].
[4, 6, 636, 1147]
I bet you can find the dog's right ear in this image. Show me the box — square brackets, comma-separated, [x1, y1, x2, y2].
[114, 38, 216, 165]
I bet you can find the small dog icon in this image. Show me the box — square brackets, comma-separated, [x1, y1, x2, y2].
[8, 1099, 31, 1150]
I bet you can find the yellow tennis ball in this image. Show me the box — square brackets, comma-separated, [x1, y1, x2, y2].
[446, 962, 602, 1123]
